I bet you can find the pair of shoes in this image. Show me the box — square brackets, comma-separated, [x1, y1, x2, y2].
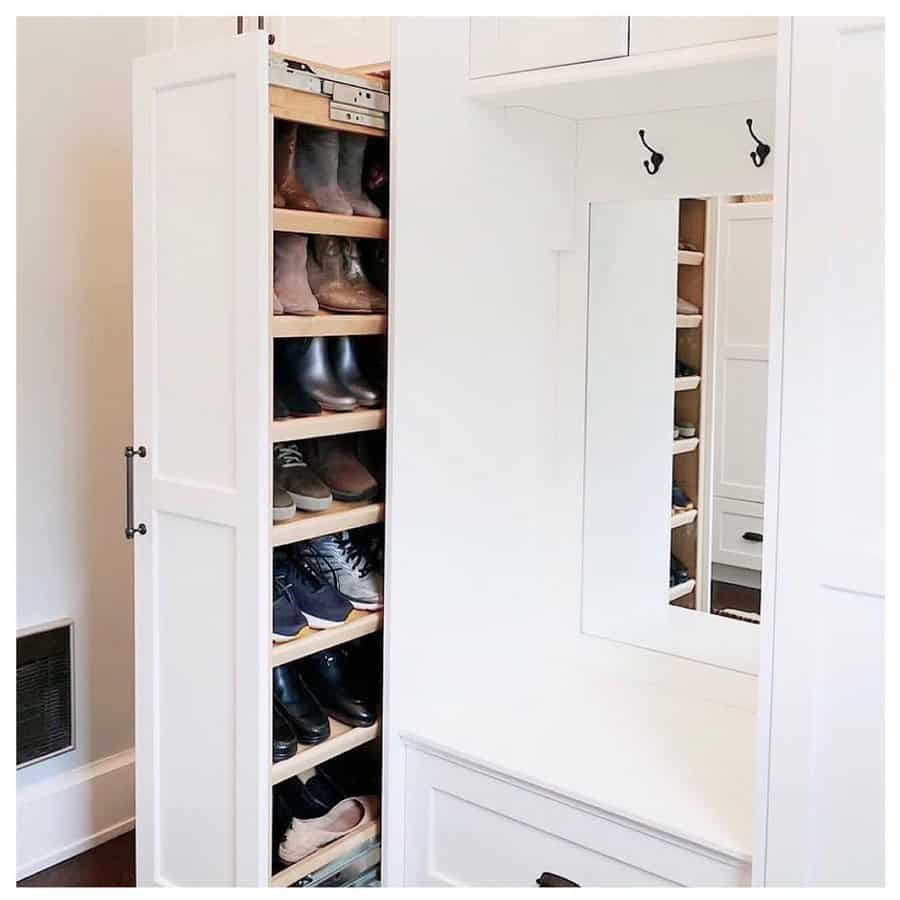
[674, 421, 696, 438]
[274, 336, 381, 415]
[672, 483, 694, 512]
[675, 359, 697, 377]
[272, 549, 353, 641]
[274, 640, 379, 734]
[274, 121, 381, 217]
[300, 531, 383, 610]
[273, 234, 386, 316]
[273, 439, 378, 520]
[670, 554, 690, 587]
[278, 795, 379, 864]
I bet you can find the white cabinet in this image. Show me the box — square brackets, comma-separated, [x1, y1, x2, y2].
[712, 498, 764, 571]
[712, 200, 772, 506]
[468, 17, 628, 78]
[404, 744, 750, 887]
[629, 17, 777, 55]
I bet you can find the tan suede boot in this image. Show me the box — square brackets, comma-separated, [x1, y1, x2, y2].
[307, 235, 374, 313]
[274, 121, 318, 211]
[274, 233, 318, 316]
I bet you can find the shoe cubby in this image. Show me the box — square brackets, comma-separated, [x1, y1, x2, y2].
[670, 198, 710, 612]
[269, 55, 388, 886]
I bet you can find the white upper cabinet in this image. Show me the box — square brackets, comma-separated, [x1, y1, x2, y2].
[629, 17, 777, 55]
[468, 17, 628, 78]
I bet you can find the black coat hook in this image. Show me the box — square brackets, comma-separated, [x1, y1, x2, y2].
[638, 129, 664, 175]
[746, 118, 770, 168]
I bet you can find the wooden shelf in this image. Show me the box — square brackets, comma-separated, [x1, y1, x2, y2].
[673, 437, 699, 455]
[270, 85, 386, 139]
[671, 509, 698, 529]
[272, 611, 383, 667]
[676, 314, 702, 329]
[669, 578, 697, 603]
[271, 719, 380, 786]
[270, 821, 380, 888]
[678, 249, 704, 266]
[272, 500, 385, 547]
[674, 375, 701, 392]
[273, 208, 388, 239]
[272, 311, 387, 338]
[273, 408, 386, 443]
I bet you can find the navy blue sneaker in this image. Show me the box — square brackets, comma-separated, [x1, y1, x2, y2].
[672, 483, 694, 512]
[273, 565, 307, 643]
[281, 552, 353, 630]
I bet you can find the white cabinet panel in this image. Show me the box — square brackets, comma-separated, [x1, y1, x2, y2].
[630, 17, 777, 55]
[712, 498, 764, 571]
[713, 202, 772, 504]
[469, 17, 627, 78]
[132, 32, 270, 886]
[757, 17, 884, 886]
[404, 745, 749, 887]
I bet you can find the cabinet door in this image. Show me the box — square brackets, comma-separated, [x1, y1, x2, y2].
[629, 17, 777, 55]
[712, 201, 772, 504]
[132, 31, 270, 887]
[469, 17, 627, 78]
[757, 17, 884, 887]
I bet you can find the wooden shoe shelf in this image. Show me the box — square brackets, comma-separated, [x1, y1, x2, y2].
[268, 55, 389, 886]
[670, 198, 711, 612]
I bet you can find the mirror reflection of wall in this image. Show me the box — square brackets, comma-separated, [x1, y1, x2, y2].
[669, 195, 772, 624]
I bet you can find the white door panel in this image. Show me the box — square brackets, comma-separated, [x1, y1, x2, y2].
[713, 202, 772, 504]
[629, 17, 777, 55]
[757, 17, 884, 886]
[469, 17, 628, 78]
[132, 32, 270, 886]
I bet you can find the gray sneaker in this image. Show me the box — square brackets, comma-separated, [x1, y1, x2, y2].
[300, 531, 382, 609]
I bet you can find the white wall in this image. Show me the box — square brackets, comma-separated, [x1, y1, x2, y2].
[16, 16, 146, 878]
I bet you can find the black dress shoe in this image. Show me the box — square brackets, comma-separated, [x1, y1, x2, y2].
[273, 665, 330, 745]
[300, 648, 377, 729]
[273, 704, 298, 762]
[274, 771, 343, 819]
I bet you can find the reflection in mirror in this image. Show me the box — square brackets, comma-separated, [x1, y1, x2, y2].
[670, 195, 772, 623]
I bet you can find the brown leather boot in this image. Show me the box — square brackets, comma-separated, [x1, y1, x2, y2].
[274, 121, 318, 211]
[307, 235, 374, 313]
[343, 239, 387, 312]
[274, 233, 319, 315]
[310, 437, 378, 502]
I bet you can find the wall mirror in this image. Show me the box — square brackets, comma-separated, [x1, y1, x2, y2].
[580, 194, 773, 672]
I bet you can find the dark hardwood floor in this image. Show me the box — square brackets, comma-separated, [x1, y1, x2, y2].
[18, 831, 135, 888]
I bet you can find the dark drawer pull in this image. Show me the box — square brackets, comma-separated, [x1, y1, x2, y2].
[742, 531, 763, 543]
[537, 872, 580, 887]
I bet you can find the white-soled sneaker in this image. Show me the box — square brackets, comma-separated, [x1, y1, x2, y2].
[301, 531, 383, 610]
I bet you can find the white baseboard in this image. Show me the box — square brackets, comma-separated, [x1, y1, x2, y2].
[16, 747, 135, 881]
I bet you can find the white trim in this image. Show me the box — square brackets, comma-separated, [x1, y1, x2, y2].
[16, 748, 135, 880]
[752, 16, 793, 886]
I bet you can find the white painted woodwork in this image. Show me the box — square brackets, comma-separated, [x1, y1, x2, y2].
[466, 36, 776, 120]
[630, 17, 777, 56]
[711, 498, 764, 571]
[712, 201, 772, 505]
[755, 17, 885, 887]
[403, 737, 750, 887]
[468, 16, 627, 78]
[582, 199, 677, 623]
[132, 32, 270, 887]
